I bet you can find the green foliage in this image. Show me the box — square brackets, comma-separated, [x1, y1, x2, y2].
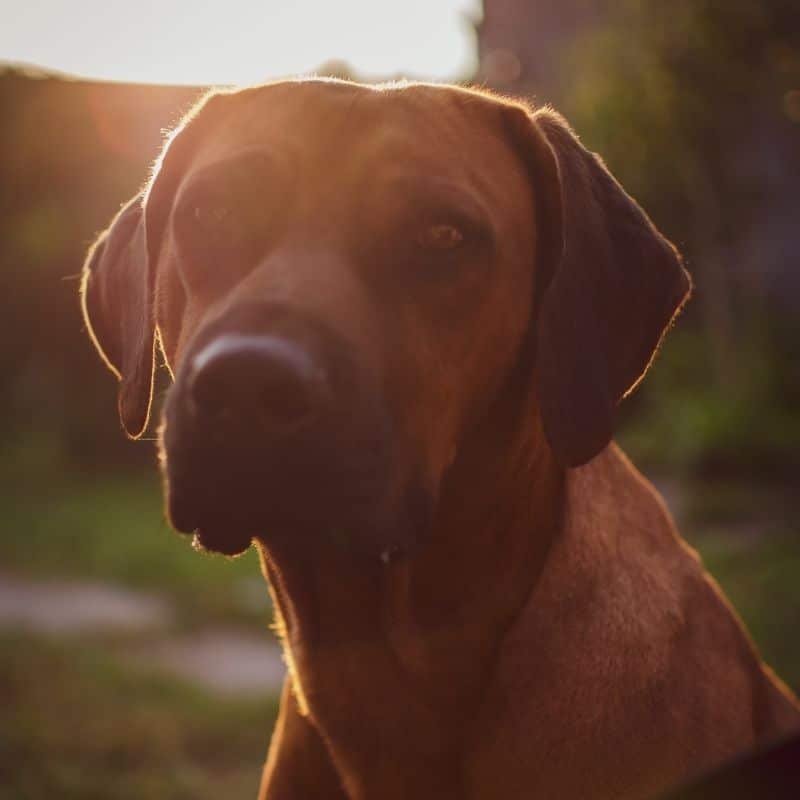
[696, 530, 800, 690]
[0, 70, 201, 473]
[0, 459, 277, 797]
[619, 327, 800, 474]
[564, 0, 800, 232]
[1, 472, 270, 631]
[0, 634, 277, 800]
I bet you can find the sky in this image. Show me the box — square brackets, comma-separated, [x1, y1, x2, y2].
[0, 0, 481, 85]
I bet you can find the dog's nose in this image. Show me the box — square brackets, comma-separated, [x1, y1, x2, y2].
[188, 333, 328, 433]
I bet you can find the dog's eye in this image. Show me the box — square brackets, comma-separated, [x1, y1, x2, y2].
[417, 223, 464, 252]
[175, 194, 264, 284]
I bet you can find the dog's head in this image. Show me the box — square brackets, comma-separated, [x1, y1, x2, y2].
[81, 79, 690, 558]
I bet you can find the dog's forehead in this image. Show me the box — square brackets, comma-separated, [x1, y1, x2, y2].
[185, 80, 522, 185]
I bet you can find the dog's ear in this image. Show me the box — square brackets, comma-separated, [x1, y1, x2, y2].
[81, 194, 155, 439]
[507, 106, 692, 467]
[80, 91, 229, 437]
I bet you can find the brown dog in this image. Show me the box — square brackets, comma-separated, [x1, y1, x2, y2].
[80, 79, 800, 799]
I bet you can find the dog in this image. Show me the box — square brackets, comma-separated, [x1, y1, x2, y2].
[80, 79, 800, 799]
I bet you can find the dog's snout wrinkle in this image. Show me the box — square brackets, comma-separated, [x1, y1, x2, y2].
[188, 333, 328, 434]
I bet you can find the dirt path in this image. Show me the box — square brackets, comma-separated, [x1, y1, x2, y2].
[0, 573, 285, 694]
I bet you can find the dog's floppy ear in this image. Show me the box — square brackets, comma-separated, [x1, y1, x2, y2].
[80, 91, 229, 437]
[81, 193, 155, 439]
[508, 106, 692, 467]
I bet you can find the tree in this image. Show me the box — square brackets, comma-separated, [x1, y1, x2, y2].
[562, 0, 800, 391]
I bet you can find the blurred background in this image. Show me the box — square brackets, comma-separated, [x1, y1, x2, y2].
[1, 1, 798, 797]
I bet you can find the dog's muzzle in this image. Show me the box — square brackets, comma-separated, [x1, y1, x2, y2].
[159, 306, 430, 558]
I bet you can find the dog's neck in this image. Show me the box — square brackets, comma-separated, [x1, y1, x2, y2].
[383, 393, 563, 693]
[258, 385, 564, 794]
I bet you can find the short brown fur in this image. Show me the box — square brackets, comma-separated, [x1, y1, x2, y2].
[80, 80, 800, 799]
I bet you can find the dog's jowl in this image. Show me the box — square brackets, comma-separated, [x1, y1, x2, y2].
[80, 79, 800, 800]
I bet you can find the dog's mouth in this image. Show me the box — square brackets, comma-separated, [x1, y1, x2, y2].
[159, 386, 432, 560]
[163, 444, 435, 560]
[191, 528, 254, 557]
[163, 445, 432, 560]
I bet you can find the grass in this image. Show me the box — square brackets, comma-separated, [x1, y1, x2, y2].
[2, 473, 270, 630]
[657, 473, 800, 690]
[1, 468, 280, 798]
[0, 633, 278, 800]
[693, 527, 800, 690]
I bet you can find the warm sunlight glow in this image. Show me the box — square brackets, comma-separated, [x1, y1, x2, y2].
[0, 0, 481, 84]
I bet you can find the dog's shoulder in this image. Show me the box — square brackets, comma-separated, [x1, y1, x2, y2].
[555, 442, 704, 632]
[545, 443, 785, 699]
[466, 444, 795, 796]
